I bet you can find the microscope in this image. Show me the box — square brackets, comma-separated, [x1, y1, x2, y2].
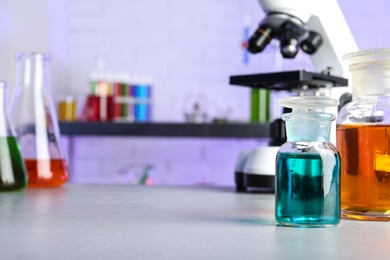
[232, 0, 358, 192]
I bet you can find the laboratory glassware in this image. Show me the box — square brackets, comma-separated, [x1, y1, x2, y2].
[276, 96, 340, 227]
[0, 81, 28, 191]
[10, 52, 68, 188]
[337, 48, 390, 220]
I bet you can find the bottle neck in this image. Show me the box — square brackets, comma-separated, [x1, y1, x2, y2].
[283, 110, 334, 142]
[0, 83, 13, 137]
[351, 66, 390, 98]
[0, 86, 6, 113]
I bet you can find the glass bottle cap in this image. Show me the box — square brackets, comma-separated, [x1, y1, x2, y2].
[278, 96, 339, 110]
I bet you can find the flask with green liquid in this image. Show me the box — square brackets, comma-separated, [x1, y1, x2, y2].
[275, 96, 340, 227]
[0, 81, 28, 191]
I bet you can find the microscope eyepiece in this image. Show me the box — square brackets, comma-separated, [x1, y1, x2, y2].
[300, 31, 323, 54]
[248, 24, 275, 54]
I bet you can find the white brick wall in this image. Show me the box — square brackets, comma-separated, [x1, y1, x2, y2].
[3, 0, 390, 186]
[62, 0, 265, 186]
[66, 0, 259, 120]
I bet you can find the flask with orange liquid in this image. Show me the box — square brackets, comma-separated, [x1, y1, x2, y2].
[337, 48, 390, 220]
[10, 53, 68, 188]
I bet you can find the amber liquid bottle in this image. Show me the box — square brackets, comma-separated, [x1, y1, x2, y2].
[337, 125, 390, 220]
[337, 48, 390, 220]
[10, 53, 69, 188]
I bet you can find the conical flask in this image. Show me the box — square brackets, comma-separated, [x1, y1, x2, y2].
[0, 81, 28, 191]
[10, 52, 68, 188]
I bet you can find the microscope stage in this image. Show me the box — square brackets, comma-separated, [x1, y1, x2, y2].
[229, 70, 348, 91]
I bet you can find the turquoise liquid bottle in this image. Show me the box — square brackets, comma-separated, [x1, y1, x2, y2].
[275, 97, 340, 227]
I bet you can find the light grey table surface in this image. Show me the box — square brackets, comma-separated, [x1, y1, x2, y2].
[1, 185, 389, 260]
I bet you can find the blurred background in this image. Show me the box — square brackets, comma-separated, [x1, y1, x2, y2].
[0, 0, 388, 186]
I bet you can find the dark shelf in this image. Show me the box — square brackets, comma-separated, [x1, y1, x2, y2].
[59, 121, 270, 138]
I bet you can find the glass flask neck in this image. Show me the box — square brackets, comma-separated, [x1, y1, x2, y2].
[283, 109, 334, 142]
[16, 53, 50, 92]
[0, 83, 7, 112]
[0, 82, 15, 137]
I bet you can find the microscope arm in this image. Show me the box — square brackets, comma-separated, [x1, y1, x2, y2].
[304, 1, 358, 78]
